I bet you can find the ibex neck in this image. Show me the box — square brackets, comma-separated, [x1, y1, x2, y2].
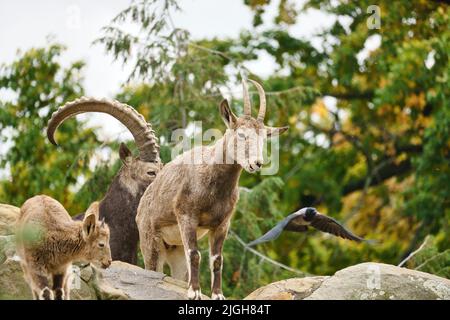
[114, 166, 146, 197]
[55, 223, 87, 263]
[209, 136, 242, 184]
[211, 163, 242, 183]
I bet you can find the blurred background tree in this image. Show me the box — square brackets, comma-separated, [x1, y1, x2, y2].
[0, 44, 100, 213]
[0, 0, 448, 298]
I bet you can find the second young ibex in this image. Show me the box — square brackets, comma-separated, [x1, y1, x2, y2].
[136, 79, 288, 299]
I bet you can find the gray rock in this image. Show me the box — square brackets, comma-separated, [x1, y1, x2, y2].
[101, 261, 198, 300]
[0, 255, 95, 300]
[0, 204, 19, 236]
[245, 262, 450, 300]
[305, 262, 450, 300]
[0, 253, 200, 299]
[244, 277, 327, 300]
[0, 235, 16, 264]
[0, 256, 33, 300]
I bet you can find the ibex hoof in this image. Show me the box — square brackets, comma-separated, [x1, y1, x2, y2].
[187, 287, 202, 300]
[39, 287, 54, 300]
[54, 288, 65, 300]
[211, 293, 226, 300]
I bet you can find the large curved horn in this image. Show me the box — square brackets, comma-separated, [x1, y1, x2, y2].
[47, 97, 160, 162]
[248, 79, 266, 122]
[242, 79, 251, 116]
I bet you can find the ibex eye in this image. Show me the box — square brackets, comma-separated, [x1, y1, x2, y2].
[147, 171, 156, 176]
[98, 243, 105, 248]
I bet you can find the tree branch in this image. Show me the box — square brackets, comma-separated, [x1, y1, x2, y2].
[342, 158, 412, 195]
[321, 90, 374, 100]
[398, 236, 431, 267]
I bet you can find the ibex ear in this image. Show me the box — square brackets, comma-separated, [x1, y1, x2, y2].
[85, 202, 99, 220]
[83, 202, 99, 239]
[100, 217, 106, 228]
[119, 143, 132, 165]
[266, 126, 289, 137]
[219, 99, 237, 129]
[82, 213, 97, 239]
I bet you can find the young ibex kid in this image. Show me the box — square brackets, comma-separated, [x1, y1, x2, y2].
[16, 195, 112, 300]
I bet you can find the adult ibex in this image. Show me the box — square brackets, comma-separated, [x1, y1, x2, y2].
[136, 79, 288, 299]
[47, 98, 161, 264]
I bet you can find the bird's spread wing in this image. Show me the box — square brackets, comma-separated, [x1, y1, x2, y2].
[247, 210, 373, 247]
[310, 214, 365, 242]
[247, 212, 300, 247]
[284, 216, 309, 232]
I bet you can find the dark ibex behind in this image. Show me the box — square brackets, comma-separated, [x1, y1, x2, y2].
[47, 97, 161, 264]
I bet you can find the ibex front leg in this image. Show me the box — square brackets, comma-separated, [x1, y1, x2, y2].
[140, 226, 164, 272]
[28, 268, 53, 300]
[209, 222, 228, 300]
[53, 265, 71, 300]
[177, 215, 202, 300]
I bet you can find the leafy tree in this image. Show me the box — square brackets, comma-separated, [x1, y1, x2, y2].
[0, 44, 100, 213]
[404, 236, 450, 279]
[236, 0, 449, 277]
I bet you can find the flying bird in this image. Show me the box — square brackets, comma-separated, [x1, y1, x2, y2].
[247, 207, 371, 247]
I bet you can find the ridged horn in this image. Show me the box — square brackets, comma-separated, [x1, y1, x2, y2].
[47, 97, 160, 162]
[248, 79, 266, 122]
[242, 79, 251, 116]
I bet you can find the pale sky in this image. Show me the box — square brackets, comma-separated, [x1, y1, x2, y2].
[0, 0, 334, 96]
[0, 0, 338, 167]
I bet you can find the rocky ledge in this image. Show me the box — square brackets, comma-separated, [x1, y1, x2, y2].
[1, 203, 449, 300]
[245, 262, 450, 300]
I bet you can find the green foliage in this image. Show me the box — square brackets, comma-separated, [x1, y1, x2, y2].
[0, 44, 100, 213]
[405, 236, 450, 279]
[95, 0, 184, 82]
[238, 0, 449, 282]
[405, 101, 449, 231]
[416, 249, 450, 279]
